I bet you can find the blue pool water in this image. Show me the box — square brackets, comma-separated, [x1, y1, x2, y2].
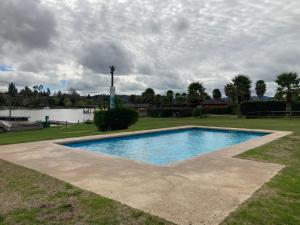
[64, 128, 268, 166]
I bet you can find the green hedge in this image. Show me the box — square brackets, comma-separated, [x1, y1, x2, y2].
[148, 108, 193, 117]
[94, 107, 138, 131]
[203, 107, 232, 114]
[292, 102, 300, 111]
[240, 101, 286, 116]
[241, 101, 300, 116]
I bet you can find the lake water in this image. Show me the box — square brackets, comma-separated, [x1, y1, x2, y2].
[0, 109, 94, 123]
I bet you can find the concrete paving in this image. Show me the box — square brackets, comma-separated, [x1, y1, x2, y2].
[0, 126, 291, 225]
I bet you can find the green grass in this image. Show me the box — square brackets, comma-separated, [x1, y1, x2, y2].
[0, 116, 299, 145]
[0, 159, 174, 225]
[1, 116, 300, 224]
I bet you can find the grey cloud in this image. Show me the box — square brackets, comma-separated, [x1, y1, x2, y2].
[173, 18, 190, 33]
[0, 0, 57, 49]
[1, 0, 300, 96]
[79, 41, 134, 75]
[0, 71, 59, 87]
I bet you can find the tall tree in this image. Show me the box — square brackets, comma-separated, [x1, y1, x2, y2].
[276, 72, 300, 111]
[232, 75, 252, 104]
[8, 82, 18, 97]
[187, 82, 206, 106]
[175, 93, 187, 106]
[255, 80, 266, 100]
[142, 88, 155, 104]
[212, 89, 222, 99]
[154, 94, 162, 106]
[224, 83, 235, 102]
[225, 75, 252, 116]
[69, 88, 80, 106]
[166, 90, 174, 104]
[20, 86, 33, 97]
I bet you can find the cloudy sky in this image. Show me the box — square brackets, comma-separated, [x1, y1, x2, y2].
[0, 0, 299, 96]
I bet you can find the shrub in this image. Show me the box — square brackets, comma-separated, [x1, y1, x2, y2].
[94, 107, 138, 131]
[192, 108, 204, 117]
[148, 108, 193, 117]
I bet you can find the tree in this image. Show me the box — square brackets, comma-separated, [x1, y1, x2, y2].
[129, 95, 137, 104]
[255, 80, 266, 100]
[69, 88, 80, 106]
[232, 75, 252, 104]
[63, 96, 72, 107]
[224, 83, 234, 100]
[188, 82, 207, 106]
[225, 75, 252, 116]
[175, 93, 187, 106]
[8, 82, 18, 97]
[212, 89, 222, 99]
[276, 72, 300, 111]
[0, 93, 7, 106]
[142, 88, 155, 104]
[154, 94, 162, 106]
[20, 86, 33, 97]
[46, 88, 51, 96]
[274, 87, 284, 101]
[166, 90, 174, 104]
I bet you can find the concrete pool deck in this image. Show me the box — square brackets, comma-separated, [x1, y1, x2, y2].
[0, 126, 292, 225]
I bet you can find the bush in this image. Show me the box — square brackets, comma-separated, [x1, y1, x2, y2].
[192, 108, 204, 117]
[94, 107, 138, 131]
[148, 107, 193, 117]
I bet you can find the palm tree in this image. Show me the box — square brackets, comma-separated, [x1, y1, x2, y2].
[225, 75, 252, 116]
[232, 75, 252, 103]
[276, 72, 300, 111]
[166, 90, 174, 104]
[187, 82, 206, 106]
[212, 89, 222, 99]
[224, 84, 235, 100]
[255, 80, 266, 100]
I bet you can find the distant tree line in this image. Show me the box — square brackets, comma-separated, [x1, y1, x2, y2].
[131, 72, 300, 114]
[1, 72, 299, 112]
[0, 84, 109, 108]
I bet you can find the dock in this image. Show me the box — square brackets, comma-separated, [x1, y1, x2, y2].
[0, 116, 30, 122]
[0, 121, 42, 132]
[82, 106, 96, 114]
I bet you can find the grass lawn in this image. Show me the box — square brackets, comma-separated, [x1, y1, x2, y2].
[1, 116, 300, 224]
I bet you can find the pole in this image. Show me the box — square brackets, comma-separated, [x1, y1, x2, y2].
[109, 66, 116, 109]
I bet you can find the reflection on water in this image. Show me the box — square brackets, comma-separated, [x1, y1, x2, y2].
[0, 109, 93, 123]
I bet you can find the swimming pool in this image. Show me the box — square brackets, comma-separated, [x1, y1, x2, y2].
[64, 128, 269, 166]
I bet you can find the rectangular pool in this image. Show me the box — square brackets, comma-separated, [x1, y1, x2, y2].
[63, 128, 269, 166]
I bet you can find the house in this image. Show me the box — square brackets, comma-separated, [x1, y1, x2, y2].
[202, 98, 229, 110]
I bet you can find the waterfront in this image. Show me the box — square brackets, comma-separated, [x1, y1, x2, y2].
[0, 109, 93, 123]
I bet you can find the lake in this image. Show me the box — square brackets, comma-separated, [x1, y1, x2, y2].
[0, 109, 94, 123]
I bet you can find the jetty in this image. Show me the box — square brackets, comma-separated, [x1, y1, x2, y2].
[0, 121, 42, 132]
[82, 106, 96, 114]
[0, 116, 30, 122]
